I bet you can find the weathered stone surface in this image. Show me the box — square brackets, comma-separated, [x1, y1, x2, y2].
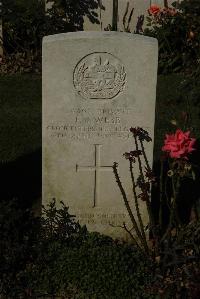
[43, 31, 158, 240]
[83, 0, 149, 31]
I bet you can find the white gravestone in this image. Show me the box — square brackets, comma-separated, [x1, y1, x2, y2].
[43, 31, 158, 240]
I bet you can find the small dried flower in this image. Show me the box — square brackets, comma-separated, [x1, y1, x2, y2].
[130, 127, 141, 136]
[188, 30, 195, 40]
[130, 150, 142, 157]
[123, 150, 142, 162]
[137, 176, 150, 192]
[123, 152, 136, 162]
[138, 192, 149, 201]
[130, 127, 152, 142]
[167, 170, 174, 177]
[113, 162, 118, 168]
[170, 119, 177, 126]
[136, 175, 143, 188]
[184, 163, 192, 171]
[145, 168, 156, 182]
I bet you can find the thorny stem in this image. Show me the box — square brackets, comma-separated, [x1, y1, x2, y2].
[129, 160, 149, 253]
[161, 197, 175, 243]
[159, 160, 164, 231]
[122, 222, 141, 249]
[161, 174, 181, 243]
[162, 30, 173, 55]
[113, 162, 149, 255]
[134, 136, 156, 239]
[139, 139, 151, 171]
[112, 222, 143, 252]
[172, 175, 181, 227]
[165, 175, 171, 209]
[123, 1, 129, 30]
[112, 0, 118, 31]
[184, 95, 192, 131]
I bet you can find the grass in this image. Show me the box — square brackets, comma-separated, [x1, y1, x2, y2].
[0, 74, 41, 162]
[0, 73, 199, 162]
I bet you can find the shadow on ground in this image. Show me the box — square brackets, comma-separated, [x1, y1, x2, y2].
[0, 149, 42, 211]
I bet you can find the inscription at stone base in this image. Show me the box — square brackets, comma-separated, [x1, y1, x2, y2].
[77, 213, 127, 226]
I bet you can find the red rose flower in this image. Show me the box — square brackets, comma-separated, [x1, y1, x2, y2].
[148, 4, 161, 15]
[162, 129, 196, 159]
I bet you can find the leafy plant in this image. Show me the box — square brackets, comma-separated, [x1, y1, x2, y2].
[0, 198, 40, 298]
[1, 0, 100, 73]
[144, 0, 200, 74]
[0, 199, 154, 298]
[113, 126, 200, 298]
[46, 0, 100, 32]
[2, 0, 46, 54]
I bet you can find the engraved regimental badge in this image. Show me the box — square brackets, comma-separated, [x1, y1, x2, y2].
[73, 52, 126, 100]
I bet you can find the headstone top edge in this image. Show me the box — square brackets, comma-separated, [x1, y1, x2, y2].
[42, 31, 158, 45]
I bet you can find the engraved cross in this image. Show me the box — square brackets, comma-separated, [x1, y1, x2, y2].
[76, 144, 113, 208]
